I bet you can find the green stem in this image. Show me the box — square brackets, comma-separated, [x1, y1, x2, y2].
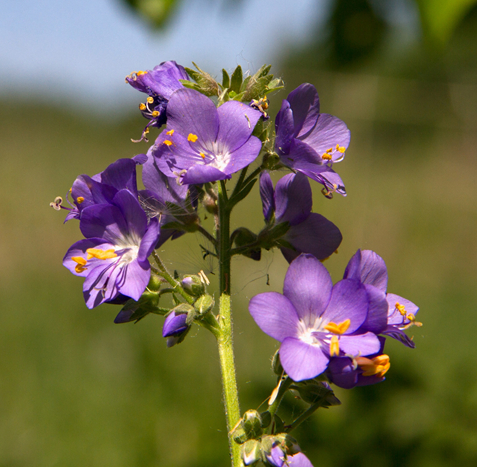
[216, 180, 242, 467]
[285, 399, 325, 433]
[151, 251, 195, 305]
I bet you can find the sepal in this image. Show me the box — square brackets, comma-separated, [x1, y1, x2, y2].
[242, 439, 261, 465]
[182, 62, 219, 97]
[290, 380, 341, 407]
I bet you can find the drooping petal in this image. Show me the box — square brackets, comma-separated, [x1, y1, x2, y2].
[323, 279, 368, 333]
[248, 292, 299, 342]
[99, 158, 140, 197]
[283, 254, 332, 323]
[280, 336, 329, 381]
[327, 357, 359, 389]
[259, 171, 275, 223]
[275, 173, 312, 225]
[281, 213, 342, 263]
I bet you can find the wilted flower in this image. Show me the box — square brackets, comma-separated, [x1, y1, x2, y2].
[259, 171, 342, 262]
[275, 83, 350, 197]
[126, 60, 189, 141]
[249, 254, 380, 381]
[162, 311, 190, 347]
[150, 88, 262, 184]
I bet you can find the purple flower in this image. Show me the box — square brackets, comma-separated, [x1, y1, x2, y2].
[150, 88, 262, 185]
[162, 311, 190, 347]
[249, 254, 381, 382]
[267, 446, 314, 467]
[343, 250, 421, 348]
[259, 171, 342, 262]
[126, 61, 189, 141]
[63, 190, 160, 308]
[275, 83, 350, 197]
[139, 150, 198, 247]
[64, 156, 146, 222]
[326, 336, 390, 389]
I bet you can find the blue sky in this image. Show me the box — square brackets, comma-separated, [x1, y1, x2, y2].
[1, 0, 328, 110]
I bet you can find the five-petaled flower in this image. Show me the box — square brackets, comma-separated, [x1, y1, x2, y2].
[150, 88, 263, 185]
[249, 254, 381, 382]
[63, 190, 160, 308]
[259, 171, 342, 263]
[275, 83, 350, 197]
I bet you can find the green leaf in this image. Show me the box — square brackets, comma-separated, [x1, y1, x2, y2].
[416, 0, 477, 44]
[230, 65, 243, 93]
[222, 69, 230, 88]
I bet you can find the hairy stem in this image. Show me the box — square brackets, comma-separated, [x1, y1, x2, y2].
[216, 180, 242, 467]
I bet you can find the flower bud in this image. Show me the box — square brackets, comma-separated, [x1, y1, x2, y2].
[162, 305, 195, 347]
[243, 410, 262, 439]
[242, 439, 261, 465]
[260, 411, 272, 429]
[194, 294, 215, 315]
[231, 420, 247, 445]
[181, 275, 205, 297]
[271, 350, 283, 376]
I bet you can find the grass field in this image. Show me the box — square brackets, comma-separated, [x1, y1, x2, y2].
[0, 66, 476, 466]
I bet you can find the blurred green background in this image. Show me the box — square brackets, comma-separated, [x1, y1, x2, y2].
[1, 0, 477, 465]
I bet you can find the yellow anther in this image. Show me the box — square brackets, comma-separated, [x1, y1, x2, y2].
[166, 129, 174, 136]
[338, 146, 346, 153]
[86, 248, 117, 261]
[69, 188, 72, 193]
[322, 153, 332, 161]
[136, 71, 147, 76]
[187, 133, 198, 142]
[163, 140, 173, 146]
[200, 152, 206, 159]
[356, 355, 390, 377]
[326, 148, 333, 153]
[139, 103, 146, 111]
[395, 302, 406, 316]
[71, 256, 87, 273]
[152, 111, 159, 117]
[76, 196, 85, 204]
[324, 319, 351, 335]
[330, 335, 340, 356]
[146, 96, 154, 104]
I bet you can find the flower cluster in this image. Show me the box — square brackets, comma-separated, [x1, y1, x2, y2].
[53, 60, 420, 467]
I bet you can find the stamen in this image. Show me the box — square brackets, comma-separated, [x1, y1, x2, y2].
[139, 103, 146, 111]
[395, 302, 406, 316]
[187, 133, 198, 142]
[356, 355, 390, 377]
[200, 152, 206, 159]
[71, 256, 87, 273]
[136, 71, 147, 76]
[322, 153, 332, 161]
[146, 96, 154, 104]
[324, 319, 350, 335]
[50, 196, 63, 211]
[86, 248, 117, 261]
[76, 196, 85, 204]
[166, 129, 174, 136]
[330, 335, 340, 356]
[163, 140, 173, 146]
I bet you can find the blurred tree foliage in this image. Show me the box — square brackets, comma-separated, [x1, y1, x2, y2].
[120, 0, 477, 55]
